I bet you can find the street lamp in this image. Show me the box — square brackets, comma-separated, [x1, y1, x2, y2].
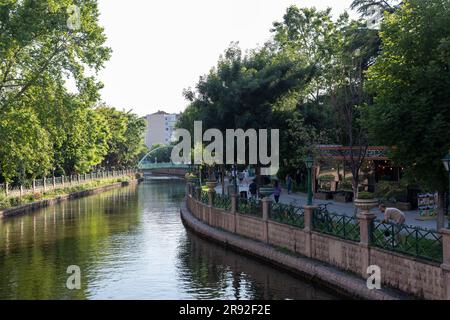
[442, 151, 450, 223]
[305, 155, 314, 206]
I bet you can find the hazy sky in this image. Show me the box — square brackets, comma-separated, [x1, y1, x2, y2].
[96, 0, 356, 116]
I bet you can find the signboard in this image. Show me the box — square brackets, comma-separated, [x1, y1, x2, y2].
[418, 193, 438, 217]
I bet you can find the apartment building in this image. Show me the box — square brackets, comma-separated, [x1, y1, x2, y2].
[144, 111, 178, 148]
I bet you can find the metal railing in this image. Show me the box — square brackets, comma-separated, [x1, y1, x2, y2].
[200, 190, 209, 205]
[0, 169, 137, 198]
[213, 194, 232, 211]
[270, 203, 305, 229]
[371, 220, 443, 263]
[237, 197, 262, 217]
[313, 210, 361, 242]
[189, 189, 444, 262]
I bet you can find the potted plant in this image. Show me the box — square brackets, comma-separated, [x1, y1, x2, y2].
[259, 186, 275, 198]
[354, 192, 379, 215]
[205, 176, 218, 191]
[185, 173, 198, 184]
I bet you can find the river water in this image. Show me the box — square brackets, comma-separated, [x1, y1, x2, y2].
[0, 179, 339, 300]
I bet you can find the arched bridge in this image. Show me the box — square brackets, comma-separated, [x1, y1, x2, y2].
[138, 146, 190, 176]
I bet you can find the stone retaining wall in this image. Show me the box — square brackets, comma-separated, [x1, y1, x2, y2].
[182, 197, 407, 300]
[185, 193, 449, 300]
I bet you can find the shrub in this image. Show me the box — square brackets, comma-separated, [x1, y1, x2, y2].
[375, 181, 408, 203]
[357, 192, 376, 200]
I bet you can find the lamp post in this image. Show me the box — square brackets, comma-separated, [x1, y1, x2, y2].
[442, 151, 450, 227]
[305, 155, 314, 206]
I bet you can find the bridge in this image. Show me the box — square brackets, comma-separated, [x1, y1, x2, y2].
[138, 146, 190, 177]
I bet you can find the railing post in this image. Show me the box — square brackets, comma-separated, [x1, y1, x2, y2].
[62, 175, 65, 188]
[52, 176, 56, 189]
[208, 189, 215, 207]
[4, 182, 8, 197]
[357, 213, 377, 278]
[440, 229, 450, 299]
[230, 193, 237, 233]
[32, 179, 36, 193]
[43, 178, 46, 192]
[20, 185, 23, 197]
[262, 197, 272, 243]
[208, 189, 215, 225]
[303, 206, 317, 258]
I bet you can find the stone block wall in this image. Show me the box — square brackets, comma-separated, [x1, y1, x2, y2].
[186, 194, 448, 299]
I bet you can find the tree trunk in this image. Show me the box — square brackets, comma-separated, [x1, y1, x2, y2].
[437, 191, 446, 230]
[352, 177, 359, 216]
[221, 165, 225, 195]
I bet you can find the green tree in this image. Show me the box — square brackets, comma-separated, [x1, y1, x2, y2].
[98, 106, 147, 169]
[366, 0, 450, 227]
[0, 107, 52, 182]
[0, 0, 111, 110]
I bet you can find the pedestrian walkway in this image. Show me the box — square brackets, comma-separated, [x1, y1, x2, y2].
[215, 183, 448, 230]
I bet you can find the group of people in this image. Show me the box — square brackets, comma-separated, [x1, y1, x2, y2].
[247, 174, 294, 204]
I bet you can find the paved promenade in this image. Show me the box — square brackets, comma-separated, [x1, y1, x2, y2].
[215, 182, 448, 230]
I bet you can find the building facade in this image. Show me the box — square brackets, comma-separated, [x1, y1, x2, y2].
[144, 111, 178, 148]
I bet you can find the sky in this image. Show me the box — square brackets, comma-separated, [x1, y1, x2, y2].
[96, 0, 356, 117]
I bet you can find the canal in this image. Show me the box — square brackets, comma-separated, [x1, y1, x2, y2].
[0, 179, 339, 300]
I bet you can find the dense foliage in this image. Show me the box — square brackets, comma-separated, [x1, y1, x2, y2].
[0, 0, 146, 183]
[177, 0, 450, 204]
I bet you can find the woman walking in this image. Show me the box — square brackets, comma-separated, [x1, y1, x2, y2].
[274, 181, 282, 203]
[286, 174, 293, 195]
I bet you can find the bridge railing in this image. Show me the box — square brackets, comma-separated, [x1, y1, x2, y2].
[138, 162, 190, 170]
[0, 169, 137, 198]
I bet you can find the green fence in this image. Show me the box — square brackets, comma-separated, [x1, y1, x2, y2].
[371, 220, 443, 263]
[237, 198, 262, 217]
[270, 203, 305, 229]
[200, 191, 209, 205]
[313, 210, 361, 242]
[213, 194, 232, 211]
[194, 191, 443, 262]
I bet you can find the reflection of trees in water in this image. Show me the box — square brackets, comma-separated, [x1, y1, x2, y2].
[176, 231, 339, 300]
[0, 185, 141, 300]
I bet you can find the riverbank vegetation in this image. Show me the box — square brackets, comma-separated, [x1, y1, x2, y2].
[0, 176, 134, 211]
[0, 1, 147, 185]
[177, 0, 450, 207]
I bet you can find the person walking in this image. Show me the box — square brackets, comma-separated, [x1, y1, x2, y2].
[249, 179, 258, 199]
[286, 174, 293, 195]
[295, 169, 302, 188]
[274, 181, 282, 203]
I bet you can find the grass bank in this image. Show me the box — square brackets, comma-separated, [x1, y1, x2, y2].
[0, 176, 135, 211]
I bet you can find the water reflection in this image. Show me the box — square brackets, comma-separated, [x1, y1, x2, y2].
[0, 180, 339, 300]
